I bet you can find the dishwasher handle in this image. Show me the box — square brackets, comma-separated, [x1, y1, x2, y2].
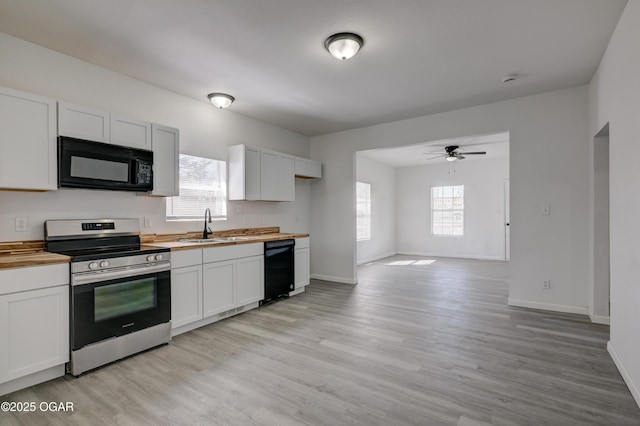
[264, 239, 295, 250]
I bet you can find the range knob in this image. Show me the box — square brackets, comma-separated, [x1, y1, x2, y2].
[146, 255, 156, 262]
[100, 261, 110, 268]
[154, 254, 163, 261]
[88, 262, 99, 270]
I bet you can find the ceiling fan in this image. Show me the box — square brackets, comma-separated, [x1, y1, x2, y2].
[424, 145, 487, 162]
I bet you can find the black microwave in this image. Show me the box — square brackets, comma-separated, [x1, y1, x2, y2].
[58, 136, 154, 192]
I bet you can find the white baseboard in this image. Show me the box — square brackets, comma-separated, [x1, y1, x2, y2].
[608, 341, 640, 408]
[357, 252, 396, 265]
[508, 298, 589, 315]
[397, 251, 506, 261]
[310, 274, 357, 285]
[589, 314, 610, 325]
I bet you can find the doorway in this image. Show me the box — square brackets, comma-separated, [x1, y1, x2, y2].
[592, 123, 610, 322]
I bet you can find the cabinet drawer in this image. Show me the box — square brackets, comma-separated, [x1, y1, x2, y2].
[171, 249, 202, 268]
[203, 243, 263, 263]
[0, 263, 69, 295]
[295, 237, 309, 249]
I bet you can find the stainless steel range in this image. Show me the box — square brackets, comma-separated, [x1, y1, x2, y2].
[45, 218, 171, 376]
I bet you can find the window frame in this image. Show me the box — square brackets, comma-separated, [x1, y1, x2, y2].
[356, 181, 371, 241]
[430, 184, 464, 237]
[165, 153, 228, 222]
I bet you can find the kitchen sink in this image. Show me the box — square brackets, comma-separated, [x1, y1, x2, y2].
[212, 236, 256, 241]
[176, 236, 256, 244]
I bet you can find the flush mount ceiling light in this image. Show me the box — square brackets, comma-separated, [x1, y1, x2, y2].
[207, 93, 235, 109]
[324, 32, 364, 60]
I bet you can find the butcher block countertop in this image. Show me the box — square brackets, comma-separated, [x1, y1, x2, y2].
[0, 241, 70, 269]
[0, 228, 308, 268]
[145, 232, 309, 251]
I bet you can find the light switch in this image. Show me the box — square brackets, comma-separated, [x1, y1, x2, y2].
[541, 204, 551, 215]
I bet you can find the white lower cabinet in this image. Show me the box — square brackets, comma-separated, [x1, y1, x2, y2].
[0, 263, 69, 396]
[171, 243, 264, 336]
[236, 255, 264, 306]
[171, 264, 203, 328]
[294, 237, 310, 291]
[203, 259, 236, 317]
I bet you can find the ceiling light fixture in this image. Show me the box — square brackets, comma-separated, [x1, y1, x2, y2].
[446, 156, 457, 162]
[207, 93, 235, 109]
[324, 32, 364, 60]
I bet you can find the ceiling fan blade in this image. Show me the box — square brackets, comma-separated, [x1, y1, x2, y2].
[458, 151, 486, 155]
[457, 155, 466, 160]
[426, 155, 444, 160]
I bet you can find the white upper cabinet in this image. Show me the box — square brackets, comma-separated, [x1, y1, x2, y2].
[59, 102, 153, 150]
[228, 144, 296, 201]
[58, 102, 110, 143]
[110, 115, 152, 149]
[278, 153, 295, 201]
[228, 144, 261, 200]
[260, 149, 279, 201]
[149, 124, 179, 196]
[294, 157, 322, 179]
[0, 86, 57, 191]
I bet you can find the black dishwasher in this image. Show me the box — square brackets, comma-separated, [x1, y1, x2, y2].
[263, 239, 295, 304]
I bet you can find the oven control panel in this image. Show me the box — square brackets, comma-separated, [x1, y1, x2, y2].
[71, 251, 171, 274]
[82, 222, 116, 231]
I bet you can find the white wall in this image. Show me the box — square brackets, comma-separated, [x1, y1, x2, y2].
[396, 157, 508, 260]
[310, 86, 589, 310]
[588, 1, 640, 407]
[0, 33, 312, 241]
[355, 154, 396, 264]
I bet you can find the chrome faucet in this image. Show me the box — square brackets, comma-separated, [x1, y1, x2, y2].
[203, 208, 212, 239]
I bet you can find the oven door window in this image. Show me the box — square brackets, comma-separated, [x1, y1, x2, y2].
[72, 271, 170, 351]
[94, 278, 156, 322]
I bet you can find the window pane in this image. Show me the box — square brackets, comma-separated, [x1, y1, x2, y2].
[356, 181, 371, 240]
[442, 197, 453, 209]
[166, 154, 227, 220]
[431, 185, 464, 236]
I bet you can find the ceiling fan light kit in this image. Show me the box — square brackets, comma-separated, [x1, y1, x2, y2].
[424, 145, 487, 162]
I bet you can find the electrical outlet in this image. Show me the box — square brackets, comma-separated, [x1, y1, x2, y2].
[144, 217, 151, 227]
[15, 217, 28, 232]
[242, 216, 247, 224]
[261, 216, 267, 224]
[543, 280, 551, 289]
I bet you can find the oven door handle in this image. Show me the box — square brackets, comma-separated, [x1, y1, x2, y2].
[72, 263, 170, 286]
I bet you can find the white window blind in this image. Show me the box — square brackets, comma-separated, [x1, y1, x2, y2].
[431, 185, 464, 236]
[356, 181, 371, 241]
[166, 154, 227, 221]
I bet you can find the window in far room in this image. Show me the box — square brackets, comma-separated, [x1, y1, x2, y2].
[356, 181, 371, 240]
[431, 185, 464, 236]
[166, 154, 227, 221]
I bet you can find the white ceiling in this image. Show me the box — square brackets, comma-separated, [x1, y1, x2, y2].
[358, 132, 509, 168]
[0, 0, 627, 137]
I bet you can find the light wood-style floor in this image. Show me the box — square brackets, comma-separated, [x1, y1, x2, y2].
[3, 256, 640, 425]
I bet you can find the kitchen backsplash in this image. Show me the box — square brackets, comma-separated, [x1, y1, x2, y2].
[0, 181, 311, 242]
